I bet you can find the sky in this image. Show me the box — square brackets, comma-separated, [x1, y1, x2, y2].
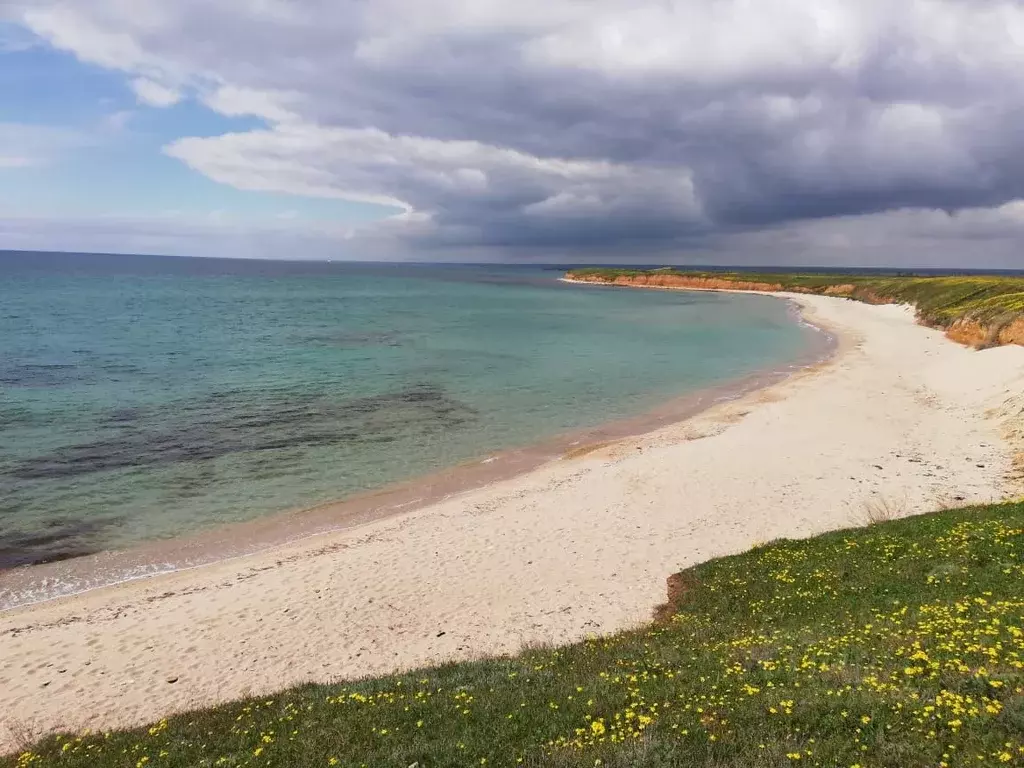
[3, 1, 1024, 267]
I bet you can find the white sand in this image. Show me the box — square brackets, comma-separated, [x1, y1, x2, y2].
[3, 292, 1024, 750]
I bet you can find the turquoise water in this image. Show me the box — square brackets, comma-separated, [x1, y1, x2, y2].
[0, 253, 818, 569]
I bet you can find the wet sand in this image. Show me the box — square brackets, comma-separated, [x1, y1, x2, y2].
[2, 292, 1023, 751]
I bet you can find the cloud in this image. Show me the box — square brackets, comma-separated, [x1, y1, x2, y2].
[0, 123, 92, 167]
[0, 213, 363, 261]
[7, 203, 1024, 269]
[13, 0, 1024, 263]
[199, 85, 298, 122]
[162, 123, 702, 238]
[689, 203, 1024, 270]
[0, 21, 40, 52]
[130, 77, 182, 107]
[98, 110, 136, 134]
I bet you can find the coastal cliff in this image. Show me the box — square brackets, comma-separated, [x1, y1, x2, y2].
[566, 269, 1024, 349]
[944, 316, 1024, 347]
[568, 272, 788, 293]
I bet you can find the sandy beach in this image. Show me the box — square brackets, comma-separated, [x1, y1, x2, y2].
[3, 290, 1024, 751]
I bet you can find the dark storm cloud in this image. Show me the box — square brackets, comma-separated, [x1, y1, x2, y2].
[12, 0, 1024, 264]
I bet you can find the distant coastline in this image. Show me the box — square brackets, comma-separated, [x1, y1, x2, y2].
[563, 268, 1024, 348]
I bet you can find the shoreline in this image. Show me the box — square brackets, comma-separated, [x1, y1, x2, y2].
[3, 290, 1023, 750]
[0, 288, 832, 613]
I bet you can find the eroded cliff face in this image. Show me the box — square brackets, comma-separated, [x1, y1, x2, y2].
[565, 272, 1024, 349]
[946, 317, 1024, 348]
[946, 319, 996, 348]
[1000, 318, 1024, 346]
[567, 272, 788, 293]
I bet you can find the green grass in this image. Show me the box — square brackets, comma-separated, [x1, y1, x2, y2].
[566, 268, 1024, 332]
[10, 502, 1024, 767]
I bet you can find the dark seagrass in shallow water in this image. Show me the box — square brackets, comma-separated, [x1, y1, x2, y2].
[11, 384, 476, 481]
[0, 517, 119, 569]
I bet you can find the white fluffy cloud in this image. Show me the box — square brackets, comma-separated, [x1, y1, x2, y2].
[162, 123, 704, 240]
[130, 77, 181, 107]
[12, 0, 1024, 263]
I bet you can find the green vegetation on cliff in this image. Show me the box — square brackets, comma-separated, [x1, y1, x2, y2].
[566, 268, 1024, 346]
[11, 501, 1024, 767]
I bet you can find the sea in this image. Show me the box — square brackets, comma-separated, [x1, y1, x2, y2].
[0, 251, 826, 608]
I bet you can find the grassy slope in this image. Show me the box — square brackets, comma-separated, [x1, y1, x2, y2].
[566, 268, 1024, 333]
[10, 502, 1024, 767]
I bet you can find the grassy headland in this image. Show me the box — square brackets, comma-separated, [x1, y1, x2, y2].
[10, 501, 1024, 767]
[565, 268, 1024, 348]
